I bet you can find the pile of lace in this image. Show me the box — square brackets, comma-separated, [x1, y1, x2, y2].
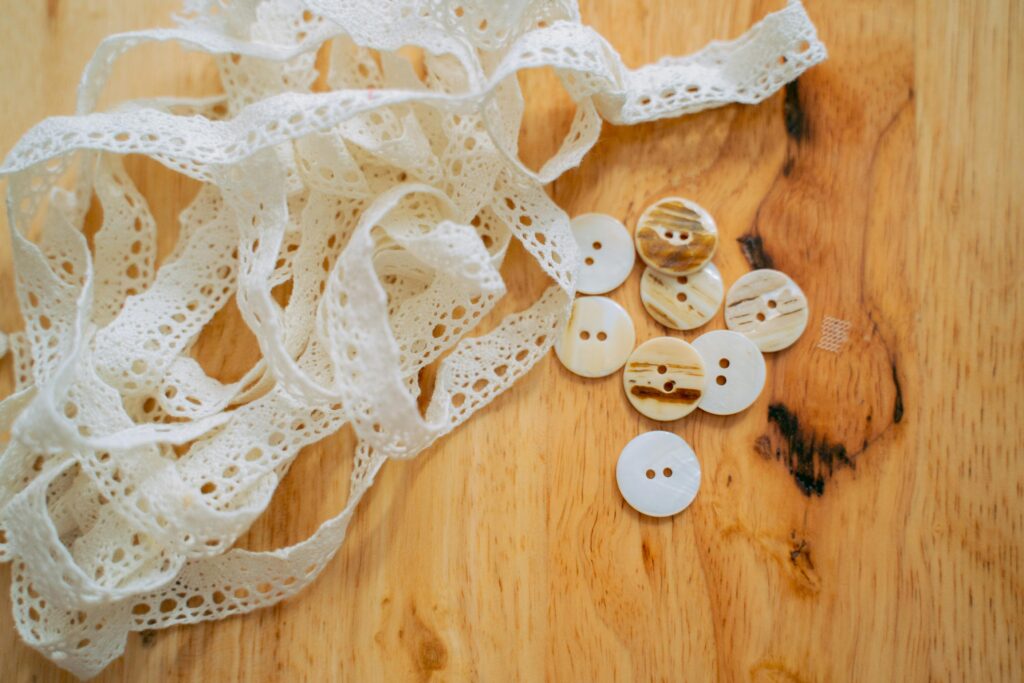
[0, 0, 824, 676]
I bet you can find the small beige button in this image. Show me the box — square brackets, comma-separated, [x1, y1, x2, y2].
[616, 431, 701, 517]
[634, 197, 718, 276]
[622, 337, 706, 421]
[555, 296, 636, 378]
[571, 213, 635, 294]
[725, 269, 809, 352]
[691, 330, 766, 415]
[640, 263, 723, 330]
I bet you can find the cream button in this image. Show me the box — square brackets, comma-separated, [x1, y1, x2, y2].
[616, 431, 701, 517]
[691, 330, 766, 415]
[639, 263, 723, 331]
[725, 269, 809, 352]
[622, 337, 706, 421]
[571, 213, 635, 295]
[555, 296, 636, 378]
[634, 197, 718, 276]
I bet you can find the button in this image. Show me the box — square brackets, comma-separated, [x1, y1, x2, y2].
[622, 336, 706, 421]
[724, 269, 809, 351]
[691, 330, 766, 415]
[639, 263, 723, 330]
[555, 296, 636, 378]
[571, 213, 635, 294]
[634, 197, 718, 276]
[616, 431, 701, 517]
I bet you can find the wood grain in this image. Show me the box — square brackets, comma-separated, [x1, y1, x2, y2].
[1, 0, 1021, 680]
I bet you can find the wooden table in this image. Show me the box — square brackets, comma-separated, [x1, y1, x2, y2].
[1, 1, 1021, 680]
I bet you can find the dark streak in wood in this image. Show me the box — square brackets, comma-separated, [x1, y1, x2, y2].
[757, 403, 854, 496]
[46, 0, 60, 24]
[736, 234, 775, 270]
[782, 153, 795, 177]
[641, 540, 655, 575]
[140, 630, 156, 648]
[784, 80, 808, 142]
[891, 361, 905, 423]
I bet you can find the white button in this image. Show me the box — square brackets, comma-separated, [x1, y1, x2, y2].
[640, 263, 723, 330]
[634, 197, 718, 276]
[622, 336, 706, 421]
[616, 431, 701, 517]
[691, 330, 766, 415]
[555, 296, 636, 378]
[571, 213, 635, 294]
[725, 269, 809, 351]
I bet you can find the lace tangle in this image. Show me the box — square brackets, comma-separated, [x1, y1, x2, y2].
[0, 0, 825, 676]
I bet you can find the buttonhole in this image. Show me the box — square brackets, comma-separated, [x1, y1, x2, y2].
[592, 241, 602, 250]
[579, 330, 590, 340]
[719, 358, 730, 368]
[716, 375, 727, 385]
[756, 312, 766, 322]
[596, 331, 607, 341]
[663, 467, 673, 477]
[657, 365, 667, 374]
[645, 469, 655, 479]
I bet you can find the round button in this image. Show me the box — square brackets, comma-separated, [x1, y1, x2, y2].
[571, 213, 635, 295]
[639, 263, 723, 330]
[634, 197, 718, 276]
[616, 431, 701, 517]
[724, 269, 809, 352]
[691, 330, 766, 415]
[555, 296, 636, 378]
[622, 336, 706, 421]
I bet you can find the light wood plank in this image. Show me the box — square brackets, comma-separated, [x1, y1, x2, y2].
[0, 0, 1020, 680]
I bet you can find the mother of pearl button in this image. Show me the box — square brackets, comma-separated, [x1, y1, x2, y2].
[639, 263, 723, 331]
[691, 330, 766, 415]
[724, 268, 809, 352]
[634, 197, 718, 276]
[622, 336, 706, 421]
[555, 296, 636, 378]
[616, 431, 701, 517]
[571, 213, 635, 295]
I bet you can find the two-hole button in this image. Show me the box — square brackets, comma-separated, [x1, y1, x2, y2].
[555, 296, 636, 378]
[616, 431, 701, 517]
[570, 213, 635, 295]
[691, 330, 766, 415]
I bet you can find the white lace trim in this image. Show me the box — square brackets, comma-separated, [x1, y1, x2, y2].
[0, 0, 824, 676]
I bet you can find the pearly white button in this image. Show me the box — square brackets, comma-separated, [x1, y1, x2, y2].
[724, 269, 809, 352]
[634, 197, 718, 276]
[555, 296, 636, 378]
[640, 263, 723, 330]
[616, 431, 701, 517]
[571, 213, 635, 294]
[691, 330, 766, 415]
[622, 336, 706, 421]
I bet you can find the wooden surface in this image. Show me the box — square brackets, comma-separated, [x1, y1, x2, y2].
[1, 0, 1022, 680]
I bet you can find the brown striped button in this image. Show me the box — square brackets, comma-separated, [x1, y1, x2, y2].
[639, 263, 723, 331]
[724, 269, 809, 352]
[622, 337, 706, 421]
[634, 197, 718, 276]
